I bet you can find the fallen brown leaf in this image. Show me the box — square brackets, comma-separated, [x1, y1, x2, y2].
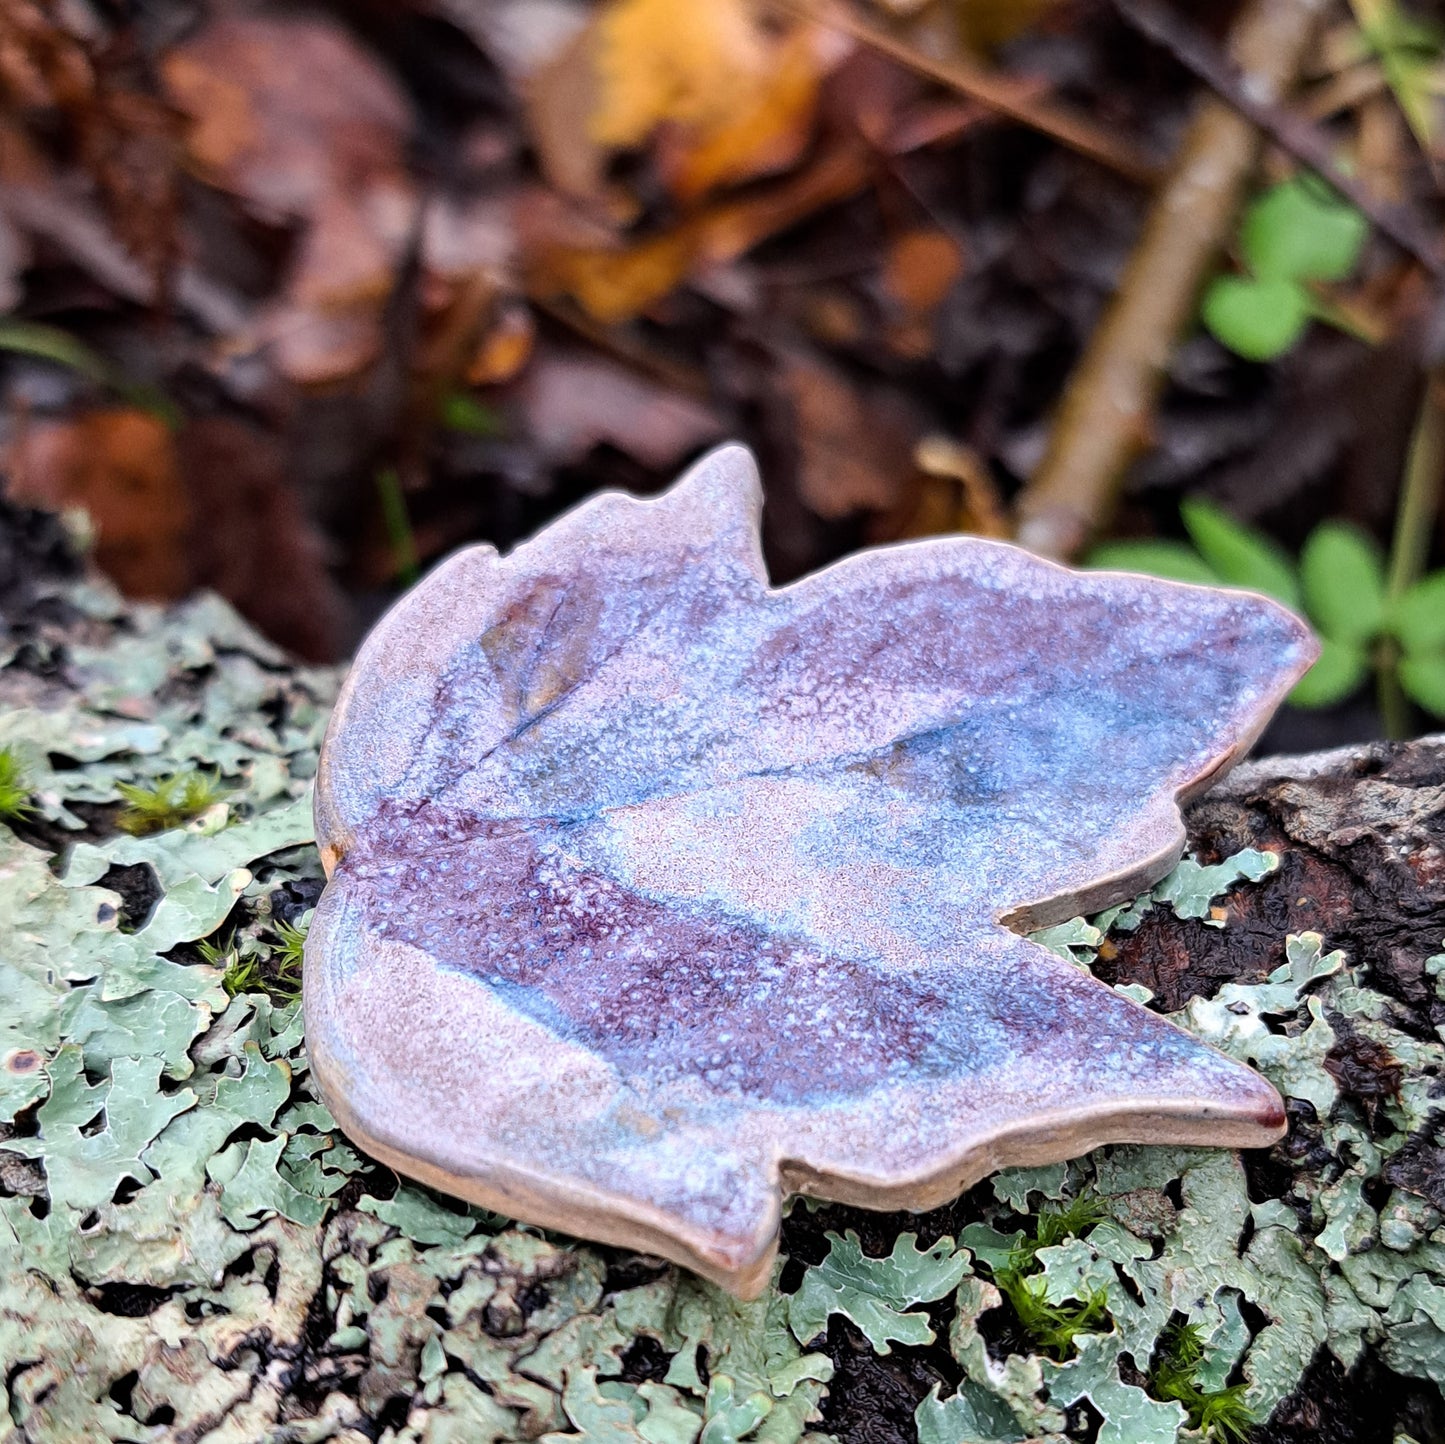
[656, 19, 843, 202]
[4, 408, 190, 598]
[517, 350, 724, 468]
[911, 434, 1011, 538]
[881, 225, 965, 358]
[179, 417, 348, 662]
[162, 15, 418, 385]
[778, 348, 923, 518]
[0, 0, 180, 283]
[465, 305, 535, 386]
[883, 227, 965, 317]
[526, 0, 841, 205]
[528, 142, 869, 323]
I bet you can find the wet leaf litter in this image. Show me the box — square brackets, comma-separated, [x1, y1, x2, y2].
[305, 444, 1313, 1297]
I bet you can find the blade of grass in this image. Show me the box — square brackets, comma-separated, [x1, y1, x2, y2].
[375, 467, 420, 589]
[1378, 371, 1445, 737]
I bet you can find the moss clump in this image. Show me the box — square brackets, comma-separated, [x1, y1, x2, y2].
[115, 769, 228, 834]
[0, 746, 36, 821]
[1149, 1320, 1254, 1442]
[989, 1196, 1111, 1358]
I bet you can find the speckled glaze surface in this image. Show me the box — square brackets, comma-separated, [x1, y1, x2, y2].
[305, 444, 1316, 1297]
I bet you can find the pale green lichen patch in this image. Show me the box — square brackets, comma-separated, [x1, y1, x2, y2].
[1, 579, 1442, 1442]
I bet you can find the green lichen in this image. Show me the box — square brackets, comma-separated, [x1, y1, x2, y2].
[787, 1231, 970, 1353]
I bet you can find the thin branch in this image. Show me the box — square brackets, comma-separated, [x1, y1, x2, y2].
[1111, 0, 1444, 279]
[771, 0, 1161, 185]
[1016, 0, 1330, 560]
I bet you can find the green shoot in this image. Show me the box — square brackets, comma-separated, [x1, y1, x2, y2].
[375, 467, 420, 588]
[272, 917, 309, 973]
[440, 390, 502, 437]
[115, 771, 228, 835]
[198, 931, 259, 999]
[1031, 1194, 1104, 1249]
[1148, 1320, 1255, 1442]
[0, 747, 37, 822]
[0, 318, 181, 424]
[202, 921, 305, 1002]
[993, 1268, 1110, 1358]
[983, 1195, 1110, 1358]
[195, 933, 230, 968]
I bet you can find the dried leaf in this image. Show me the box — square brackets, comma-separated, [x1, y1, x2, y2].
[162, 14, 417, 384]
[0, 0, 181, 279]
[519, 351, 725, 469]
[527, 0, 837, 204]
[308, 445, 1312, 1294]
[883, 227, 966, 317]
[779, 347, 924, 518]
[528, 143, 869, 322]
[178, 416, 349, 661]
[4, 409, 190, 599]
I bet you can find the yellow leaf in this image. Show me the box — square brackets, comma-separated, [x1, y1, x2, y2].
[589, 0, 772, 149]
[663, 22, 833, 201]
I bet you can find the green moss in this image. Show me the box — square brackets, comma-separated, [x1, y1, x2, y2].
[0, 745, 36, 821]
[201, 923, 304, 1003]
[271, 916, 309, 972]
[1149, 1320, 1255, 1442]
[988, 1197, 1112, 1359]
[115, 770, 228, 834]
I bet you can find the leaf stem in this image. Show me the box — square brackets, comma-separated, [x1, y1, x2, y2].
[375, 467, 420, 588]
[1376, 641, 1411, 740]
[1387, 374, 1444, 603]
[1379, 371, 1444, 738]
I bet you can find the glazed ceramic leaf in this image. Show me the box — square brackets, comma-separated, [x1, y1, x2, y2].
[305, 445, 1314, 1297]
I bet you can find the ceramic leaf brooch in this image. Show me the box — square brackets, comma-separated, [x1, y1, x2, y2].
[305, 445, 1315, 1297]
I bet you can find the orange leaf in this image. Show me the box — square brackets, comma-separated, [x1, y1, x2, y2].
[528, 0, 839, 205]
[529, 144, 868, 323]
[883, 227, 964, 316]
[5, 409, 190, 599]
[660, 22, 838, 202]
[589, 0, 773, 150]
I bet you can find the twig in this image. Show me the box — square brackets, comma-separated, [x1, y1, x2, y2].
[1015, 0, 1329, 560]
[1111, 0, 1444, 279]
[771, 0, 1161, 185]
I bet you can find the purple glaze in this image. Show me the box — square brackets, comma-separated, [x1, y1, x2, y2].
[305, 444, 1317, 1294]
